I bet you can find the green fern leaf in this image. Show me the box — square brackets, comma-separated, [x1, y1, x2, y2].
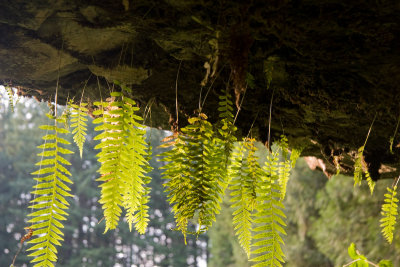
[93, 85, 151, 233]
[69, 100, 88, 158]
[278, 160, 291, 201]
[229, 139, 261, 257]
[161, 114, 226, 241]
[5, 85, 14, 112]
[365, 171, 375, 195]
[251, 151, 286, 267]
[216, 88, 237, 187]
[26, 113, 74, 267]
[380, 186, 398, 244]
[354, 146, 364, 186]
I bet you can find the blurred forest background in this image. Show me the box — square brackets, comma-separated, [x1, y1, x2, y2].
[1, 90, 399, 266]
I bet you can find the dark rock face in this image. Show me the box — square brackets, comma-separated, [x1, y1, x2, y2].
[0, 0, 399, 179]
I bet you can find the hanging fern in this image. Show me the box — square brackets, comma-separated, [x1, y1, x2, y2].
[93, 83, 150, 233]
[132, 144, 153, 234]
[26, 113, 74, 267]
[161, 114, 225, 241]
[354, 146, 364, 187]
[251, 151, 286, 267]
[277, 135, 290, 201]
[353, 145, 375, 194]
[216, 88, 237, 187]
[69, 100, 88, 158]
[5, 85, 14, 112]
[380, 186, 398, 244]
[229, 138, 261, 257]
[365, 171, 375, 195]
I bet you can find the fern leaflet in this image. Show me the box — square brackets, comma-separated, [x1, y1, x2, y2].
[69, 100, 88, 158]
[380, 186, 398, 244]
[26, 113, 74, 267]
[93, 84, 150, 233]
[251, 151, 286, 267]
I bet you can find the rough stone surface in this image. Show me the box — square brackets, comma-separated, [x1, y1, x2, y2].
[0, 0, 399, 179]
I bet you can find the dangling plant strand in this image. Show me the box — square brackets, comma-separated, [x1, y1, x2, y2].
[93, 83, 150, 233]
[389, 113, 400, 154]
[380, 177, 399, 244]
[26, 112, 74, 267]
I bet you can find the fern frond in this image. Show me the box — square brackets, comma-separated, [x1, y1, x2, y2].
[277, 135, 292, 200]
[26, 113, 74, 267]
[161, 114, 225, 241]
[365, 171, 375, 195]
[132, 145, 153, 234]
[216, 88, 237, 174]
[69, 101, 88, 158]
[278, 160, 291, 201]
[93, 85, 150, 233]
[354, 146, 364, 186]
[289, 147, 302, 169]
[229, 139, 261, 257]
[251, 151, 286, 267]
[5, 85, 14, 112]
[380, 186, 398, 244]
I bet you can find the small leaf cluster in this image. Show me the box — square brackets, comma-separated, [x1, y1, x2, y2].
[345, 243, 393, 267]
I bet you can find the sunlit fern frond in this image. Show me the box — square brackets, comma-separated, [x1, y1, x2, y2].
[229, 139, 261, 257]
[277, 135, 289, 161]
[216, 88, 237, 188]
[161, 114, 225, 241]
[251, 151, 286, 267]
[380, 186, 398, 244]
[289, 146, 303, 169]
[277, 135, 292, 201]
[278, 160, 291, 201]
[132, 144, 153, 234]
[5, 85, 14, 112]
[354, 146, 364, 186]
[365, 170, 375, 195]
[26, 113, 74, 267]
[93, 84, 150, 233]
[69, 100, 88, 158]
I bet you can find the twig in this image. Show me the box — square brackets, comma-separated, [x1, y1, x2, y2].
[363, 112, 377, 148]
[343, 258, 378, 267]
[266, 88, 275, 151]
[175, 61, 182, 126]
[233, 84, 247, 125]
[200, 64, 226, 111]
